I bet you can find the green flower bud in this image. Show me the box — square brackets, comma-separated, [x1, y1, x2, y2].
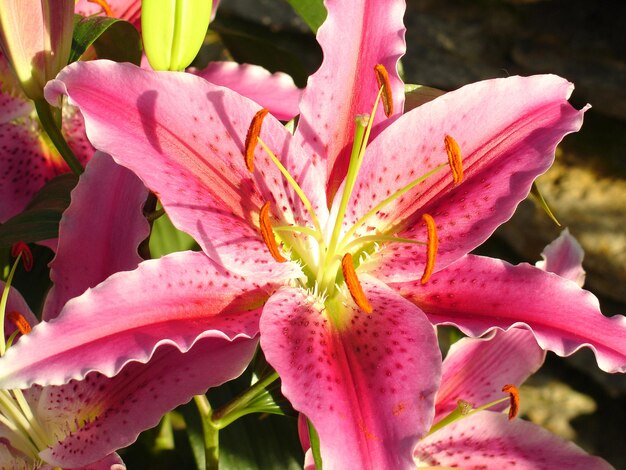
[142, 0, 213, 71]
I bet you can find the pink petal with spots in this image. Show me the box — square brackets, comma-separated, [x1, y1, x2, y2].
[393, 254, 626, 373]
[536, 228, 585, 287]
[0, 122, 56, 222]
[260, 278, 441, 470]
[345, 75, 585, 282]
[1, 282, 38, 339]
[295, 0, 406, 198]
[435, 328, 544, 420]
[0, 52, 30, 122]
[43, 152, 149, 321]
[0, 250, 277, 389]
[0, 104, 93, 223]
[45, 60, 322, 276]
[415, 411, 612, 469]
[77, 453, 125, 470]
[38, 338, 254, 468]
[192, 62, 302, 121]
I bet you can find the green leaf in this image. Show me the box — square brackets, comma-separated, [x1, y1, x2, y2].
[70, 14, 142, 65]
[308, 419, 323, 470]
[0, 174, 77, 248]
[530, 182, 561, 226]
[283, 0, 327, 33]
[404, 84, 446, 112]
[149, 209, 198, 258]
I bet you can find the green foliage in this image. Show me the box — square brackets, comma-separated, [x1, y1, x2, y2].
[0, 174, 77, 248]
[70, 15, 142, 65]
[149, 209, 198, 258]
[284, 0, 327, 33]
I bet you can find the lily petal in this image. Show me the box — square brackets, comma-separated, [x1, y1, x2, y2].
[536, 228, 585, 287]
[0, 250, 279, 389]
[0, 88, 93, 223]
[43, 152, 149, 321]
[38, 338, 255, 468]
[350, 75, 585, 281]
[436, 328, 545, 420]
[260, 278, 441, 470]
[393, 254, 626, 373]
[192, 62, 302, 121]
[295, 0, 406, 197]
[45, 60, 319, 276]
[415, 411, 612, 469]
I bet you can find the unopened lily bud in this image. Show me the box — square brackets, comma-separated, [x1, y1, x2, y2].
[0, 0, 73, 100]
[142, 0, 213, 71]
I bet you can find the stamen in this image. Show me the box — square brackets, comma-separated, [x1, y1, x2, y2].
[244, 108, 269, 172]
[444, 135, 464, 185]
[502, 384, 520, 420]
[341, 253, 373, 314]
[7, 312, 31, 335]
[420, 214, 438, 284]
[10, 242, 32, 272]
[259, 202, 287, 263]
[374, 64, 393, 117]
[87, 0, 113, 16]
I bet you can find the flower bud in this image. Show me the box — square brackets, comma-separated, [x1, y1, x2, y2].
[142, 0, 213, 71]
[0, 0, 73, 100]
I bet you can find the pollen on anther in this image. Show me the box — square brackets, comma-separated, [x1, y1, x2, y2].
[502, 384, 520, 420]
[374, 64, 393, 118]
[244, 108, 269, 172]
[444, 135, 464, 185]
[11, 241, 33, 272]
[420, 214, 438, 284]
[7, 311, 32, 335]
[341, 253, 373, 314]
[259, 201, 287, 263]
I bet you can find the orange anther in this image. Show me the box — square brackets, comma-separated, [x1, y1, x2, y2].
[341, 253, 373, 314]
[420, 214, 438, 284]
[244, 108, 269, 172]
[374, 64, 393, 118]
[87, 0, 113, 16]
[259, 202, 286, 263]
[11, 242, 33, 272]
[502, 384, 520, 420]
[444, 135, 464, 185]
[7, 311, 32, 335]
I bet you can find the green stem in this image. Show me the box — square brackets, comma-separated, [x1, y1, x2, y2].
[194, 395, 219, 470]
[34, 99, 83, 176]
[211, 371, 280, 429]
[0, 253, 22, 356]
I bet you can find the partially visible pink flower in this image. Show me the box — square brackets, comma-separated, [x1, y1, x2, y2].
[0, 152, 260, 469]
[0, 51, 93, 223]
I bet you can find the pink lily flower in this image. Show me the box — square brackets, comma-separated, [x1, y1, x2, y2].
[1, 1, 625, 468]
[416, 231, 610, 468]
[1, 153, 262, 469]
